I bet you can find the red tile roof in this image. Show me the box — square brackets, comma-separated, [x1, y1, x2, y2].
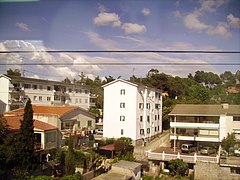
[1, 116, 57, 131]
[5, 105, 79, 116]
[99, 144, 115, 151]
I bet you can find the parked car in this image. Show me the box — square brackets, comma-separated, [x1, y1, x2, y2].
[234, 148, 240, 157]
[96, 129, 103, 134]
[200, 146, 216, 155]
[181, 144, 195, 153]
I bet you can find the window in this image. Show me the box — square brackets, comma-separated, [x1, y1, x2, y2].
[147, 103, 150, 109]
[34, 96, 37, 101]
[39, 85, 43, 90]
[46, 132, 56, 143]
[121, 129, 124, 135]
[79, 98, 82, 103]
[140, 129, 144, 135]
[155, 127, 157, 132]
[139, 103, 144, 109]
[120, 115, 125, 121]
[155, 115, 157, 120]
[47, 86, 51, 91]
[47, 97, 51, 101]
[39, 96, 42, 101]
[80, 89, 83, 93]
[75, 89, 78, 93]
[87, 120, 92, 127]
[155, 104, 160, 109]
[233, 116, 240, 121]
[158, 115, 160, 120]
[23, 84, 31, 89]
[140, 116, 143, 122]
[147, 116, 150, 123]
[147, 128, 150, 134]
[32, 84, 37, 89]
[120, 102, 125, 108]
[77, 121, 80, 128]
[158, 126, 159, 131]
[120, 89, 125, 95]
[69, 88, 72, 93]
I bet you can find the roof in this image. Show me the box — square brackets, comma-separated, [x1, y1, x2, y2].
[6, 74, 89, 88]
[92, 170, 132, 180]
[112, 160, 142, 171]
[102, 78, 161, 92]
[226, 86, 240, 94]
[1, 116, 57, 131]
[99, 144, 115, 151]
[169, 104, 240, 116]
[102, 79, 138, 88]
[5, 105, 90, 117]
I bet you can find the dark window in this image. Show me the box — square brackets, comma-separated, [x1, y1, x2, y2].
[120, 89, 125, 95]
[33, 84, 37, 89]
[140, 129, 144, 135]
[47, 86, 51, 91]
[139, 103, 144, 109]
[121, 129, 124, 135]
[120, 102, 125, 108]
[147, 128, 150, 134]
[233, 117, 240, 121]
[147, 116, 150, 123]
[120, 115, 125, 121]
[140, 116, 143, 122]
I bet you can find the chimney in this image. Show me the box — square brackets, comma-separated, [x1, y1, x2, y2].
[222, 103, 229, 109]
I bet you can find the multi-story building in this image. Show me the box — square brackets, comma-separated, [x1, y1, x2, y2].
[102, 79, 162, 144]
[169, 104, 240, 150]
[0, 74, 96, 114]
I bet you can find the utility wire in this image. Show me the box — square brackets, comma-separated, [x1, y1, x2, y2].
[0, 62, 239, 66]
[0, 50, 239, 54]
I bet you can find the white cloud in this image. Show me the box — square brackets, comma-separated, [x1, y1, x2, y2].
[121, 23, 146, 34]
[16, 22, 30, 32]
[142, 8, 151, 16]
[207, 22, 231, 38]
[200, 0, 228, 12]
[85, 31, 119, 50]
[183, 11, 209, 32]
[93, 12, 121, 27]
[227, 14, 240, 29]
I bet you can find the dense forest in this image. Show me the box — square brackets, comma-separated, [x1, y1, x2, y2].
[7, 68, 240, 129]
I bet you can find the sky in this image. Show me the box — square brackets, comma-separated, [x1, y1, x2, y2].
[0, 0, 239, 81]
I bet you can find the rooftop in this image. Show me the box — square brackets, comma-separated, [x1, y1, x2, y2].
[1, 116, 57, 132]
[4, 105, 93, 117]
[169, 104, 240, 116]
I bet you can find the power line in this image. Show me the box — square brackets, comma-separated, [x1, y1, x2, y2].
[0, 62, 239, 66]
[0, 50, 239, 54]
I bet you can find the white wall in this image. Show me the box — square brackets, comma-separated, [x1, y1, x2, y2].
[0, 76, 10, 113]
[103, 81, 137, 140]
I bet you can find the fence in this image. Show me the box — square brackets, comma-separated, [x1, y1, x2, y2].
[147, 150, 219, 164]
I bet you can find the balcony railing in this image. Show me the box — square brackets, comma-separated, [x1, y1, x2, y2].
[147, 150, 219, 164]
[170, 122, 219, 129]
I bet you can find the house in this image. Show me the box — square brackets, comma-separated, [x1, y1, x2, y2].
[93, 160, 142, 180]
[1, 115, 58, 162]
[4, 105, 96, 146]
[169, 104, 240, 151]
[102, 79, 162, 145]
[0, 74, 96, 114]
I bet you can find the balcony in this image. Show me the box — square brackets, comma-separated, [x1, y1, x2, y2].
[34, 143, 43, 151]
[170, 122, 219, 130]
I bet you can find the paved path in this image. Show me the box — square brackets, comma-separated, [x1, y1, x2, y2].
[134, 131, 170, 161]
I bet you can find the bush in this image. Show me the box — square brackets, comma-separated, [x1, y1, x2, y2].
[168, 159, 188, 177]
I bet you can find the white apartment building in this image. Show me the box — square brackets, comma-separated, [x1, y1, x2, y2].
[169, 104, 240, 150]
[0, 74, 96, 114]
[102, 79, 162, 144]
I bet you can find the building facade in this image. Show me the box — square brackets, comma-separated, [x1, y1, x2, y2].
[102, 79, 162, 144]
[0, 74, 96, 114]
[4, 105, 96, 146]
[169, 104, 240, 150]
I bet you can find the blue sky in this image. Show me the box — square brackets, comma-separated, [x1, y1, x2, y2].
[0, 0, 239, 81]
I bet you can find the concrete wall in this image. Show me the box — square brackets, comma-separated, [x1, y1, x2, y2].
[194, 162, 240, 180]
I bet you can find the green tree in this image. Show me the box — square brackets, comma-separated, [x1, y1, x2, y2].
[62, 77, 71, 84]
[65, 135, 75, 175]
[221, 133, 236, 154]
[7, 68, 21, 76]
[15, 98, 35, 172]
[168, 159, 188, 177]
